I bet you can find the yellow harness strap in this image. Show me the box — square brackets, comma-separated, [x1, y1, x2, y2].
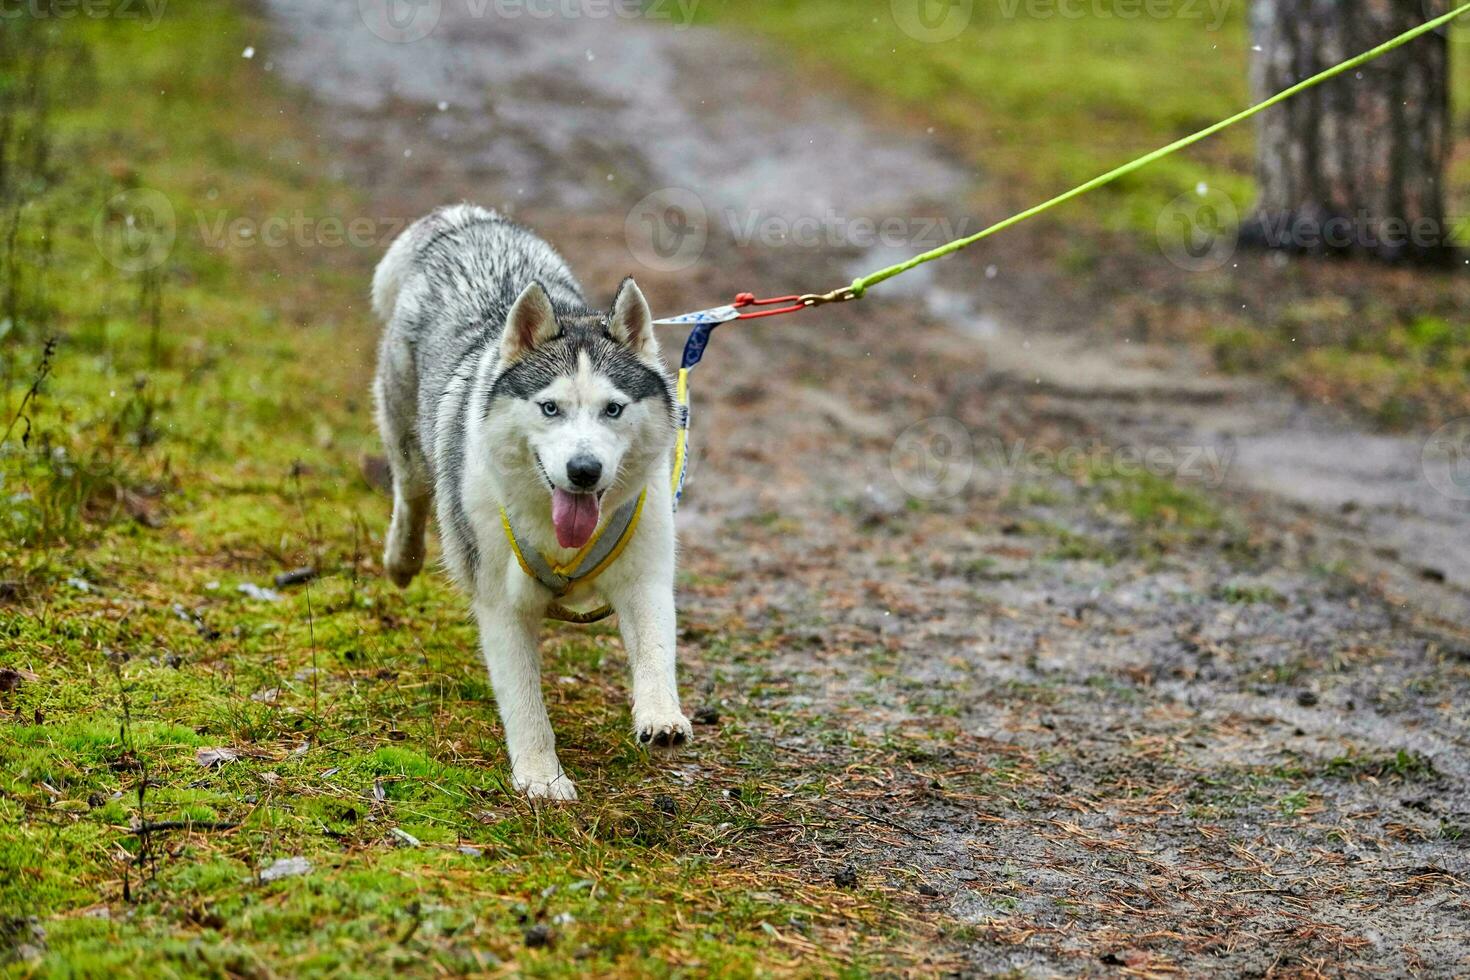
[500, 489, 647, 623]
[671, 367, 691, 502]
[502, 369, 692, 624]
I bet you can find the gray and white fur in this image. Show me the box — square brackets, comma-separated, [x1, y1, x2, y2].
[372, 204, 690, 800]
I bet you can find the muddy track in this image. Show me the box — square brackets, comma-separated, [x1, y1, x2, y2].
[266, 4, 1470, 974]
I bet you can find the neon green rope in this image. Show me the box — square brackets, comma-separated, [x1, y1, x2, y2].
[846, 4, 1470, 298]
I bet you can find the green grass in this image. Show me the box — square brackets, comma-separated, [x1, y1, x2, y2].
[0, 6, 893, 974]
[1181, 751, 1439, 821]
[1213, 582, 1285, 606]
[993, 459, 1245, 567]
[704, 0, 1470, 228]
[1323, 749, 1439, 782]
[4, 4, 1461, 973]
[1096, 469, 1223, 533]
[1276, 789, 1311, 818]
[1215, 305, 1470, 428]
[700, 0, 1255, 230]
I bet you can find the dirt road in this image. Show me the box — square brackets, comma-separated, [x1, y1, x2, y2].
[264, 3, 1470, 973]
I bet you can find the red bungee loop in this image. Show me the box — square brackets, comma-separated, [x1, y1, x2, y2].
[730, 291, 808, 320]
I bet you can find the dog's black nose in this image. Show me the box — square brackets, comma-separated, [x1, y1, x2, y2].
[566, 454, 602, 490]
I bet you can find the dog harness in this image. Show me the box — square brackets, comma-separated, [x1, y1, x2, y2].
[500, 489, 649, 624]
[498, 344, 695, 624]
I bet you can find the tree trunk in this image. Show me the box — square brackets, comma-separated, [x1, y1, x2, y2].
[1244, 0, 1451, 264]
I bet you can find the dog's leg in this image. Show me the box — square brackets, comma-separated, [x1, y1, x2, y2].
[375, 346, 430, 588]
[474, 599, 577, 801]
[384, 476, 430, 588]
[608, 548, 692, 750]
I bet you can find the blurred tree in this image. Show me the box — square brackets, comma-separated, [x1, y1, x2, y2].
[1245, 0, 1450, 263]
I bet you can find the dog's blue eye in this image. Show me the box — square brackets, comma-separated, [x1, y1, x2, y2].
[539, 401, 559, 418]
[604, 402, 624, 419]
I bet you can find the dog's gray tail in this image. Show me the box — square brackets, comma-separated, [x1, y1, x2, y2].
[371, 203, 501, 322]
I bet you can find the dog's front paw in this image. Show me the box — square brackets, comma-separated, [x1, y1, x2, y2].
[634, 710, 693, 750]
[513, 768, 578, 801]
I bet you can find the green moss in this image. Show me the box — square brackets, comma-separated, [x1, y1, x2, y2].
[0, 5, 890, 974]
[1213, 582, 1285, 606]
[1098, 470, 1222, 532]
[1323, 749, 1439, 782]
[1044, 525, 1118, 565]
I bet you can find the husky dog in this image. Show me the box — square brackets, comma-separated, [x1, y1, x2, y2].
[371, 204, 691, 800]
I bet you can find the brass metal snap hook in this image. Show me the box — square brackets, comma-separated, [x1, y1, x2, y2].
[798, 285, 861, 308]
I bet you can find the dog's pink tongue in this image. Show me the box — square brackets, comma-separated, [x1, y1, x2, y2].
[552, 489, 600, 549]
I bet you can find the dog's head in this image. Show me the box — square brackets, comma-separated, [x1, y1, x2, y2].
[487, 277, 675, 549]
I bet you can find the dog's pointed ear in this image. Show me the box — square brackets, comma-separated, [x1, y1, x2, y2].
[608, 277, 658, 359]
[501, 281, 559, 363]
